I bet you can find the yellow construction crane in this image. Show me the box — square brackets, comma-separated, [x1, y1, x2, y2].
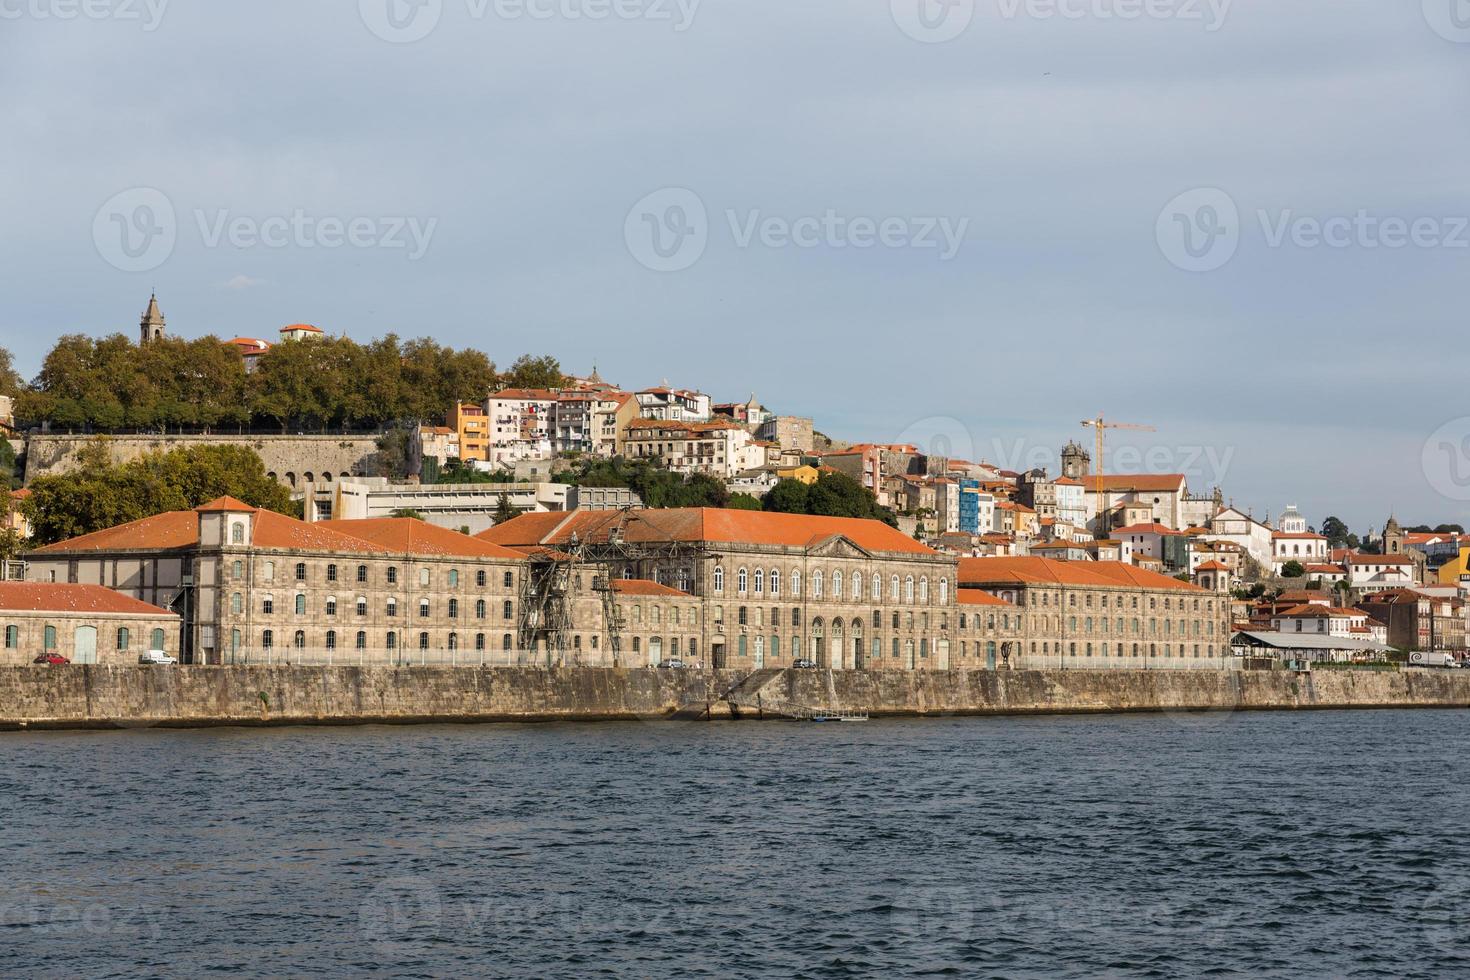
[1081, 414, 1156, 534]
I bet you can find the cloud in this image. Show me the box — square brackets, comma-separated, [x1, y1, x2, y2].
[221, 275, 266, 290]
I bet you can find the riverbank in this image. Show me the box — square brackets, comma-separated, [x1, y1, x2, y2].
[3, 664, 1470, 730]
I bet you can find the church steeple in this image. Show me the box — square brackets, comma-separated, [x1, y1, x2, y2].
[140, 292, 166, 344]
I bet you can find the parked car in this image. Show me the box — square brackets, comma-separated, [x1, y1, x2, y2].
[138, 650, 178, 665]
[32, 653, 69, 665]
[656, 658, 687, 669]
[791, 659, 818, 669]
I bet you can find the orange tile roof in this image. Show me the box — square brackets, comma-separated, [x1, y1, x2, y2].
[0, 582, 176, 617]
[1086, 474, 1187, 493]
[31, 503, 401, 556]
[478, 508, 939, 557]
[1273, 531, 1326, 540]
[626, 418, 743, 434]
[315, 518, 527, 559]
[957, 588, 1014, 607]
[1113, 522, 1183, 536]
[280, 323, 322, 333]
[195, 495, 256, 513]
[611, 579, 693, 597]
[1194, 560, 1229, 571]
[959, 556, 1206, 592]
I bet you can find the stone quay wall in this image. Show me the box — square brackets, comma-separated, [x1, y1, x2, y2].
[22, 434, 383, 488]
[2, 666, 1468, 731]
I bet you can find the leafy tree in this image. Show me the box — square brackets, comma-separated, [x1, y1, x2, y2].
[374, 425, 416, 480]
[494, 493, 517, 525]
[0, 439, 18, 490]
[389, 508, 425, 520]
[1279, 560, 1305, 579]
[726, 493, 763, 511]
[1435, 524, 1465, 534]
[1320, 516, 1351, 548]
[763, 478, 810, 515]
[0, 345, 23, 395]
[22, 442, 294, 545]
[762, 472, 896, 526]
[500, 354, 568, 391]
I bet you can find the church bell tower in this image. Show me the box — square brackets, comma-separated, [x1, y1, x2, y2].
[140, 292, 165, 344]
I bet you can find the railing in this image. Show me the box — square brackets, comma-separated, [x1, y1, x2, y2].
[222, 647, 570, 668]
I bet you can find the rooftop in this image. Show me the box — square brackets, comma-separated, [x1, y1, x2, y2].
[0, 582, 176, 617]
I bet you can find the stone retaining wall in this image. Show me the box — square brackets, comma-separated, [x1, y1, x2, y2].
[2, 666, 1468, 731]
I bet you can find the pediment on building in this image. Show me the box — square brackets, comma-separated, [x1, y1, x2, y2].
[804, 534, 873, 559]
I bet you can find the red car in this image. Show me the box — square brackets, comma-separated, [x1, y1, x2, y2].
[32, 653, 69, 665]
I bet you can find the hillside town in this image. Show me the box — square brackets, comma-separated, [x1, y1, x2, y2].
[1, 297, 1467, 672]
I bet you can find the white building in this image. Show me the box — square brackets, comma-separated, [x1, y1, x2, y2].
[624, 419, 761, 478]
[1054, 476, 1088, 529]
[1346, 553, 1417, 593]
[305, 478, 574, 533]
[1203, 506, 1275, 569]
[636, 387, 712, 423]
[487, 388, 558, 465]
[1112, 522, 1184, 562]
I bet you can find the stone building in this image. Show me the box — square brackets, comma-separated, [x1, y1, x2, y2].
[958, 556, 1231, 666]
[479, 507, 962, 670]
[0, 582, 179, 665]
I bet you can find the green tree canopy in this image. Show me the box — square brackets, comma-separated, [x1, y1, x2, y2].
[500, 354, 568, 391]
[762, 472, 895, 526]
[22, 441, 295, 546]
[1279, 559, 1305, 579]
[0, 345, 23, 396]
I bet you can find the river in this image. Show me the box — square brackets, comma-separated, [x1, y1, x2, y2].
[3, 710, 1469, 977]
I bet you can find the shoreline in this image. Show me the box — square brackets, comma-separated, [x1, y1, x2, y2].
[3, 664, 1469, 731]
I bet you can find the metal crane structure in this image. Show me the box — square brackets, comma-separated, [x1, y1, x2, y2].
[1080, 414, 1156, 536]
[515, 508, 704, 668]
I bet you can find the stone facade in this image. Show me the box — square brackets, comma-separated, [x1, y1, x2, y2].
[0, 583, 179, 665]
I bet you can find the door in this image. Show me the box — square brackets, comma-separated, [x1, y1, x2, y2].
[712, 643, 727, 669]
[649, 637, 662, 667]
[986, 641, 997, 670]
[73, 626, 98, 665]
[852, 638, 864, 671]
[754, 637, 765, 668]
[905, 640, 916, 670]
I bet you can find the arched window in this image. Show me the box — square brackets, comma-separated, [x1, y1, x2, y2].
[449, 570, 460, 587]
[503, 600, 514, 620]
[262, 629, 273, 649]
[419, 598, 431, 618]
[791, 570, 801, 597]
[852, 574, 862, 601]
[476, 599, 486, 619]
[232, 560, 243, 580]
[419, 632, 429, 650]
[326, 630, 337, 650]
[873, 610, 881, 628]
[262, 595, 275, 615]
[754, 569, 763, 594]
[357, 596, 368, 616]
[738, 567, 748, 593]
[115, 627, 129, 650]
[295, 594, 306, 615]
[295, 563, 307, 582]
[357, 565, 369, 584]
[448, 598, 459, 619]
[502, 634, 513, 651]
[812, 570, 823, 599]
[919, 577, 928, 603]
[831, 570, 841, 600]
[293, 630, 305, 649]
[905, 576, 915, 603]
[939, 579, 948, 606]
[714, 566, 725, 592]
[327, 564, 338, 582]
[476, 570, 487, 588]
[231, 523, 245, 544]
[356, 631, 367, 650]
[387, 632, 398, 650]
[770, 569, 780, 596]
[325, 596, 337, 617]
[475, 633, 485, 651]
[891, 575, 900, 601]
[873, 573, 882, 600]
[419, 568, 431, 587]
[230, 593, 243, 615]
[263, 561, 275, 582]
[448, 633, 459, 650]
[387, 597, 398, 617]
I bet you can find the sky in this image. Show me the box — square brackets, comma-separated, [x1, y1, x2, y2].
[2, 0, 1468, 535]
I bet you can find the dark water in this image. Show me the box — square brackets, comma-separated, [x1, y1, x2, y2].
[4, 710, 1470, 978]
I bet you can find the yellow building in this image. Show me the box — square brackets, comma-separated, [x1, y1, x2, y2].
[449, 403, 490, 464]
[1437, 545, 1470, 586]
[775, 464, 820, 485]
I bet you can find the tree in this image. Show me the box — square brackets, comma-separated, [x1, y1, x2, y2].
[22, 442, 295, 545]
[725, 493, 763, 511]
[389, 508, 425, 520]
[0, 345, 23, 396]
[763, 478, 810, 515]
[0, 439, 18, 490]
[494, 493, 517, 525]
[1320, 516, 1351, 548]
[1280, 560, 1305, 579]
[762, 472, 896, 526]
[500, 354, 568, 391]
